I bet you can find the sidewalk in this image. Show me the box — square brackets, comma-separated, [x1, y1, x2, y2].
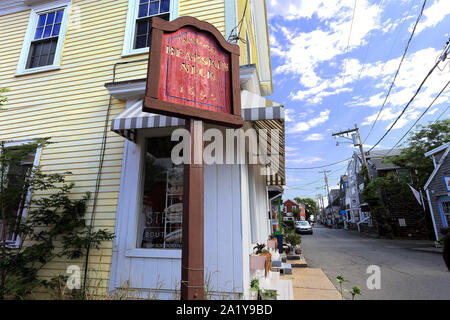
[280, 267, 341, 300]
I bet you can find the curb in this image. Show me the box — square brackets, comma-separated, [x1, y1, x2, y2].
[410, 247, 443, 254]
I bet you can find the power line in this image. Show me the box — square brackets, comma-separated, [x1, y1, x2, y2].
[349, 0, 416, 128]
[350, 0, 385, 92]
[286, 157, 351, 170]
[364, 0, 427, 143]
[367, 56, 441, 152]
[287, 164, 348, 188]
[337, 0, 358, 115]
[385, 80, 450, 156]
[227, 0, 249, 43]
[433, 105, 450, 124]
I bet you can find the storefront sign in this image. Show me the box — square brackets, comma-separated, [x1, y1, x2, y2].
[144, 17, 243, 128]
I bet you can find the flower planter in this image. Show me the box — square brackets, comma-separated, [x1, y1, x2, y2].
[249, 255, 266, 270]
[258, 289, 278, 300]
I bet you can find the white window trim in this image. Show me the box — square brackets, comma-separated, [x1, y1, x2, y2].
[122, 0, 179, 57]
[15, 0, 71, 77]
[0, 140, 42, 248]
[113, 101, 181, 259]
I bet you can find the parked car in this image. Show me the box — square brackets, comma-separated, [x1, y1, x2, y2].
[295, 221, 313, 234]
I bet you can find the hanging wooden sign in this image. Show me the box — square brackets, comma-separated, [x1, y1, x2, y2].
[144, 16, 243, 128]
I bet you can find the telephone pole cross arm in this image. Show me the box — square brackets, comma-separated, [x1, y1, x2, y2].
[332, 123, 371, 180]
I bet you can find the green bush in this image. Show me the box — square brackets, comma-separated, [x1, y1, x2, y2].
[283, 220, 295, 233]
[286, 232, 301, 247]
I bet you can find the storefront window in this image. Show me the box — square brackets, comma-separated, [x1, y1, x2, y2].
[441, 200, 450, 226]
[138, 137, 183, 249]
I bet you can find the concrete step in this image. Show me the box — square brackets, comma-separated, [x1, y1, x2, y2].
[272, 259, 282, 268]
[289, 256, 308, 268]
[280, 263, 292, 275]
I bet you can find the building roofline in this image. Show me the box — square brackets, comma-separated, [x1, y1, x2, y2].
[424, 146, 450, 190]
[424, 142, 450, 158]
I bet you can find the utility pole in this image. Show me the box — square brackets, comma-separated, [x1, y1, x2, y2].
[320, 170, 332, 216]
[332, 123, 371, 180]
[316, 194, 325, 222]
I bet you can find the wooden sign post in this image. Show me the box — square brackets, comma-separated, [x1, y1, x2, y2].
[144, 17, 242, 300]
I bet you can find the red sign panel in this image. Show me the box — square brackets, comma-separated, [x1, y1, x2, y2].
[159, 27, 231, 114]
[144, 17, 242, 128]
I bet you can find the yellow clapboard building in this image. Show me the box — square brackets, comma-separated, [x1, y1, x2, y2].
[0, 0, 287, 299]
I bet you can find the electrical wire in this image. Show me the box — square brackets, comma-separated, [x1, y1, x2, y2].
[363, 0, 427, 143]
[288, 164, 349, 187]
[367, 57, 440, 153]
[285, 157, 352, 170]
[227, 0, 249, 43]
[385, 80, 450, 156]
[349, 0, 385, 91]
[336, 0, 358, 115]
[82, 59, 147, 293]
[348, 0, 416, 128]
[433, 105, 450, 124]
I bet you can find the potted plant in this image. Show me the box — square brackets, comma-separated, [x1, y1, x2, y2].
[250, 243, 272, 277]
[286, 232, 301, 254]
[259, 289, 278, 300]
[249, 278, 260, 300]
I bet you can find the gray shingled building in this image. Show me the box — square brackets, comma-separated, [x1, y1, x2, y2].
[424, 142, 450, 241]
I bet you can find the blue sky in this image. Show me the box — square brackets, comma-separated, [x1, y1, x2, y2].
[265, 0, 450, 201]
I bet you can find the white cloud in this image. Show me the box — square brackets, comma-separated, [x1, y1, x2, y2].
[290, 85, 352, 105]
[414, 0, 450, 34]
[358, 47, 450, 129]
[285, 108, 295, 122]
[428, 108, 439, 115]
[288, 110, 330, 133]
[270, 0, 381, 91]
[304, 133, 325, 141]
[287, 157, 324, 164]
[285, 146, 299, 152]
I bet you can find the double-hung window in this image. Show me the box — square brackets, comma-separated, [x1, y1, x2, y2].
[0, 142, 41, 247]
[27, 9, 64, 69]
[123, 0, 178, 56]
[16, 2, 71, 75]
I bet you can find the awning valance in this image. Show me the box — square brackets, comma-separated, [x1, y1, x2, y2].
[111, 92, 285, 187]
[111, 96, 284, 138]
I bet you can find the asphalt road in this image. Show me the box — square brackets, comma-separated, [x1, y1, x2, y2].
[300, 225, 450, 300]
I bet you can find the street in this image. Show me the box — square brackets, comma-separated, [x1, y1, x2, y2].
[301, 225, 450, 300]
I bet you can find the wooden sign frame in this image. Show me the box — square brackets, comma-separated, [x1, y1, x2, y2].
[144, 16, 243, 128]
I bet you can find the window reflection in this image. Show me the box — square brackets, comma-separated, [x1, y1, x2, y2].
[138, 137, 183, 249]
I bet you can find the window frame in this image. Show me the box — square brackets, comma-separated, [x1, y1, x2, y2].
[113, 108, 181, 259]
[0, 140, 42, 248]
[122, 0, 179, 57]
[439, 199, 450, 227]
[15, 1, 71, 76]
[136, 136, 184, 251]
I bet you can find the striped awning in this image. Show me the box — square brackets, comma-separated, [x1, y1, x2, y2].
[111, 93, 285, 187]
[111, 98, 284, 140]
